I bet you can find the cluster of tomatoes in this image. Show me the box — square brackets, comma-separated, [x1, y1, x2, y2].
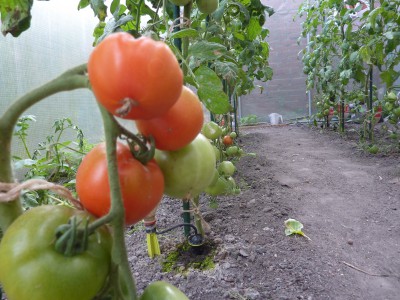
[201, 121, 242, 196]
[78, 31, 217, 226]
[1, 32, 213, 300]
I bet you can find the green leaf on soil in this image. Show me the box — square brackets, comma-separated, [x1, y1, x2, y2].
[284, 218, 311, 240]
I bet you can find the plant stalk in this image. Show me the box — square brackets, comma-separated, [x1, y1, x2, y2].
[193, 195, 204, 237]
[98, 105, 137, 300]
[182, 2, 192, 77]
[182, 198, 191, 237]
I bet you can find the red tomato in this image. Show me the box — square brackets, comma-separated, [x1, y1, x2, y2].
[136, 86, 204, 151]
[76, 142, 164, 225]
[222, 135, 233, 146]
[88, 32, 183, 120]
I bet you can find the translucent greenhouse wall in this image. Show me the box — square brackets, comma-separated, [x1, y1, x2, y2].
[239, 0, 309, 123]
[0, 1, 104, 161]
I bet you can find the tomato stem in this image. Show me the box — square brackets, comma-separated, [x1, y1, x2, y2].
[98, 104, 138, 300]
[106, 115, 155, 164]
[182, 2, 192, 77]
[193, 195, 205, 237]
[0, 64, 89, 233]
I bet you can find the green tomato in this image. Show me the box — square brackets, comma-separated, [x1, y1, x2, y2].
[140, 281, 189, 300]
[196, 0, 218, 14]
[394, 107, 400, 118]
[218, 161, 236, 176]
[155, 134, 216, 198]
[169, 0, 191, 5]
[227, 176, 236, 186]
[205, 176, 230, 196]
[387, 91, 397, 102]
[385, 102, 394, 112]
[229, 131, 237, 139]
[213, 145, 221, 161]
[226, 146, 239, 156]
[0, 205, 112, 300]
[209, 168, 219, 187]
[202, 121, 223, 140]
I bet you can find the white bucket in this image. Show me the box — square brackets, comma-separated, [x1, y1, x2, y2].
[269, 113, 283, 125]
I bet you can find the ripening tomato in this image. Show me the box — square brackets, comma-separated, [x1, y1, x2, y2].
[88, 32, 183, 120]
[136, 86, 204, 151]
[0, 205, 112, 300]
[76, 142, 164, 225]
[222, 135, 234, 146]
[155, 134, 216, 198]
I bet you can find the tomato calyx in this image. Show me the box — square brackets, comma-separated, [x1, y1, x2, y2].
[54, 216, 91, 256]
[110, 115, 156, 164]
[126, 135, 156, 165]
[115, 97, 139, 118]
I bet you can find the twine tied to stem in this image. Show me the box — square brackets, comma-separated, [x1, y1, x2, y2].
[0, 179, 83, 209]
[182, 199, 211, 233]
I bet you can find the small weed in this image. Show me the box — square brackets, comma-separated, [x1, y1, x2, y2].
[13, 115, 94, 208]
[161, 240, 216, 273]
[127, 221, 145, 234]
[208, 197, 219, 209]
[240, 114, 258, 126]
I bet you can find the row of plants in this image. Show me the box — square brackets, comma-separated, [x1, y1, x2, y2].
[0, 0, 274, 299]
[298, 0, 400, 150]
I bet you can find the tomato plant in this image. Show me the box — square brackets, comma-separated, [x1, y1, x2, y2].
[0, 205, 112, 300]
[140, 281, 189, 300]
[154, 134, 216, 198]
[76, 141, 164, 225]
[136, 86, 204, 151]
[88, 32, 183, 120]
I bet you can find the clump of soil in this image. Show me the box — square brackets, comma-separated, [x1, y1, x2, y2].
[126, 124, 400, 300]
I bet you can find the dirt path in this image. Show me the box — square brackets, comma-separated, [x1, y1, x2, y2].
[238, 125, 400, 299]
[127, 125, 400, 300]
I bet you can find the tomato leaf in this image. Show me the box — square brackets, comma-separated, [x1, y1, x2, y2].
[80, 0, 108, 21]
[284, 218, 311, 240]
[0, 0, 33, 37]
[170, 28, 199, 39]
[189, 41, 227, 61]
[195, 66, 231, 114]
[380, 69, 399, 88]
[78, 0, 90, 9]
[95, 15, 134, 44]
[212, 61, 239, 81]
[110, 0, 120, 14]
[195, 66, 223, 89]
[247, 16, 262, 40]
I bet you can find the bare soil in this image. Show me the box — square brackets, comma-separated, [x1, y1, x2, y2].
[126, 124, 400, 300]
